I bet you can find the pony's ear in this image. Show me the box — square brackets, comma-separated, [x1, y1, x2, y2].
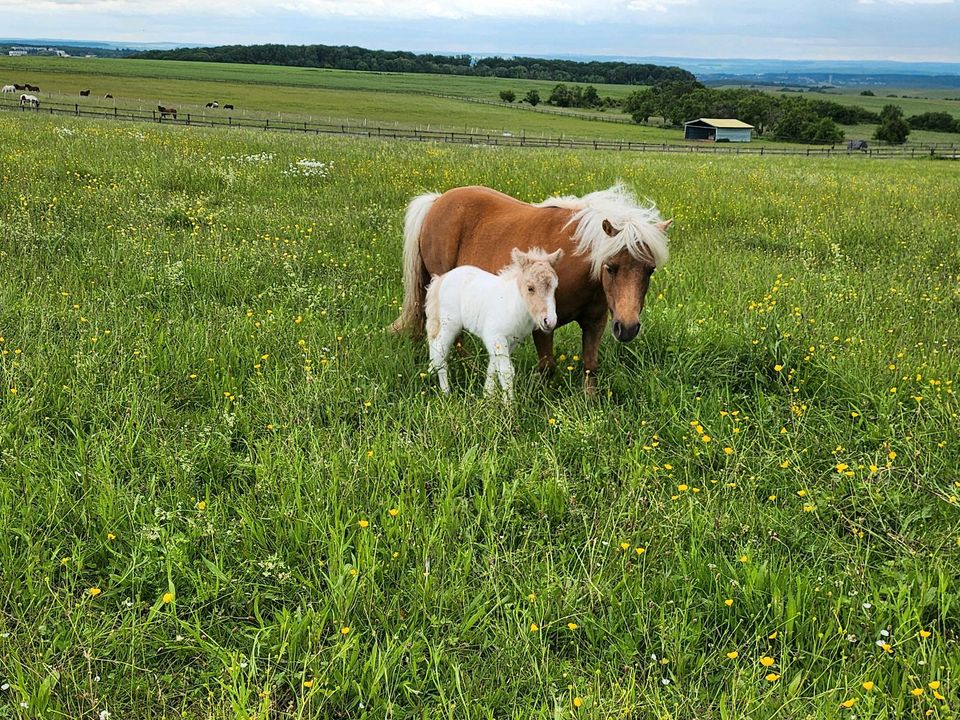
[545, 248, 564, 266]
[601, 219, 621, 237]
[511, 248, 529, 267]
[657, 218, 674, 232]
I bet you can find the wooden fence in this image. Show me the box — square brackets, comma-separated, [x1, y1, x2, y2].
[3, 97, 958, 159]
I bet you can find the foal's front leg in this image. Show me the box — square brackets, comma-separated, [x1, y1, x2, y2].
[483, 336, 512, 399]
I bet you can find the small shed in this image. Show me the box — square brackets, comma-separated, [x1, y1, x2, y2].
[684, 118, 754, 143]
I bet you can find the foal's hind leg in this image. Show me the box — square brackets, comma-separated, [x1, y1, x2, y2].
[428, 322, 459, 393]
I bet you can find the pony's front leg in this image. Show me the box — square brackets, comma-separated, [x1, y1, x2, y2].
[532, 329, 556, 375]
[579, 315, 607, 397]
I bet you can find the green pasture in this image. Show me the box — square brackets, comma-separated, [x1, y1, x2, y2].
[0, 112, 958, 719]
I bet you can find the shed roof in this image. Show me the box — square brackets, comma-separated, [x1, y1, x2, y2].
[685, 118, 754, 129]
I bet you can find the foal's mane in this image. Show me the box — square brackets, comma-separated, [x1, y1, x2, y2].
[535, 183, 669, 278]
[498, 247, 555, 281]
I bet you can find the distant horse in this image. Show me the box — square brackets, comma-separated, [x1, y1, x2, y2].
[223, 104, 234, 110]
[205, 101, 219, 109]
[847, 140, 868, 152]
[392, 185, 672, 392]
[13, 83, 26, 90]
[1, 85, 14, 94]
[425, 248, 562, 400]
[79, 89, 90, 97]
[104, 94, 113, 99]
[157, 105, 177, 119]
[25, 84, 39, 92]
[19, 94, 39, 108]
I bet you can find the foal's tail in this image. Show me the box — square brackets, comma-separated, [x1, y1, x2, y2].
[424, 274, 443, 341]
[389, 191, 440, 337]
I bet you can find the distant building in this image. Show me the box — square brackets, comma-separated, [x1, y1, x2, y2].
[8, 50, 27, 57]
[684, 118, 754, 143]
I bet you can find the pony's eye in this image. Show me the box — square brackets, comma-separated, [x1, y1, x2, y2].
[527, 285, 535, 293]
[606, 264, 618, 275]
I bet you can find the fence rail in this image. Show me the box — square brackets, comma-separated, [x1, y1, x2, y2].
[4, 97, 958, 160]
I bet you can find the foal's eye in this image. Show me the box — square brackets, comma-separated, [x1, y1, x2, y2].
[527, 285, 535, 294]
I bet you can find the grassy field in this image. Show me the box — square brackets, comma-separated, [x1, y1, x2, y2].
[1, 111, 959, 719]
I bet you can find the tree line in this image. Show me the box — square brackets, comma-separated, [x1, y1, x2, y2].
[133, 44, 695, 85]
[621, 81, 933, 144]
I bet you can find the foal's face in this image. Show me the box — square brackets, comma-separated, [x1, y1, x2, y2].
[520, 262, 560, 333]
[600, 249, 656, 343]
[511, 248, 562, 333]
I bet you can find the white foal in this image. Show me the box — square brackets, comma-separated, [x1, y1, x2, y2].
[425, 247, 562, 399]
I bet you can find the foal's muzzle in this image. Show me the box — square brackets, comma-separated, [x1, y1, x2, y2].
[612, 320, 640, 343]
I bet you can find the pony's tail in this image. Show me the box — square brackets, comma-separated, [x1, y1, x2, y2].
[389, 192, 440, 337]
[424, 274, 443, 341]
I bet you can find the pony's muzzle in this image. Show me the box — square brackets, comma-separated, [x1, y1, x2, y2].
[541, 316, 557, 332]
[612, 320, 640, 343]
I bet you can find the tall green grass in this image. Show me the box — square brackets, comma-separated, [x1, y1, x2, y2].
[0, 113, 958, 719]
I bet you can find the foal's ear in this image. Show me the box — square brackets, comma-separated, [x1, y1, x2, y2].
[657, 218, 674, 232]
[601, 219, 621, 237]
[511, 247, 530, 266]
[546, 248, 564, 266]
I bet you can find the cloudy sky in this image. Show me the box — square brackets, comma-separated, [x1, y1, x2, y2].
[3, 0, 959, 62]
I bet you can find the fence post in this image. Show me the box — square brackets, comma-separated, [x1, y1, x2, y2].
[186, 113, 191, 126]
[75, 103, 79, 116]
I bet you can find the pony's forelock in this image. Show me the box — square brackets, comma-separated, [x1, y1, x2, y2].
[537, 183, 670, 277]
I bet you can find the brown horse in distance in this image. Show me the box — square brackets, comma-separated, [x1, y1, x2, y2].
[390, 184, 671, 391]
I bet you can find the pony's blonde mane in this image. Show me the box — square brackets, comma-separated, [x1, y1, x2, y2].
[536, 183, 669, 278]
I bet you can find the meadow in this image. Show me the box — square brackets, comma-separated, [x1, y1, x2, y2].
[6, 56, 960, 147]
[0, 111, 958, 719]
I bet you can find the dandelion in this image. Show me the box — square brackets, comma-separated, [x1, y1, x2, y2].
[548, 418, 557, 426]
[303, 679, 314, 688]
[928, 681, 940, 690]
[567, 623, 578, 630]
[768, 631, 778, 640]
[678, 484, 689, 492]
[573, 697, 583, 708]
[919, 629, 931, 638]
[619, 542, 630, 551]
[888, 451, 897, 460]
[635, 546, 646, 555]
[774, 364, 783, 372]
[760, 656, 775, 667]
[779, 460, 790, 468]
[388, 508, 399, 517]
[726, 651, 739, 659]
[530, 623, 539, 633]
[340, 626, 351, 635]
[724, 598, 734, 607]
[836, 463, 849, 473]
[739, 555, 749, 563]
[106, 532, 116, 541]
[162, 592, 174, 604]
[723, 447, 733, 454]
[862, 681, 875, 691]
[796, 489, 807, 497]
[196, 500, 206, 511]
[358, 519, 369, 529]
[840, 699, 857, 709]
[88, 587, 102, 597]
[910, 688, 924, 696]
[765, 673, 780, 682]
[528, 593, 536, 602]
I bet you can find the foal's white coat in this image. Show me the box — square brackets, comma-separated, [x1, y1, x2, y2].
[425, 248, 562, 399]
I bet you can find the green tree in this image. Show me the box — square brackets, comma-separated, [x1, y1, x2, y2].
[875, 117, 910, 144]
[548, 84, 574, 107]
[524, 89, 541, 106]
[499, 90, 516, 103]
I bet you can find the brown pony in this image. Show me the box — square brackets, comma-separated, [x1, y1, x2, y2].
[390, 184, 671, 391]
[157, 105, 177, 119]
